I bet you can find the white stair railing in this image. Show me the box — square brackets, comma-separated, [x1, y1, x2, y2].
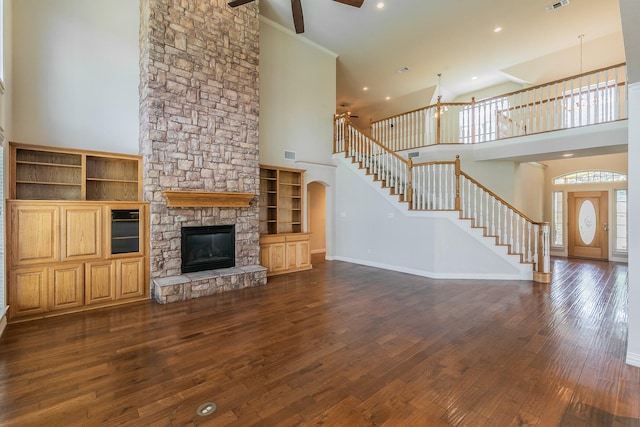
[334, 115, 551, 283]
[370, 63, 627, 151]
[335, 113, 410, 200]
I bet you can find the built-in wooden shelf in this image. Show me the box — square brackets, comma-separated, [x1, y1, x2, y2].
[162, 191, 254, 208]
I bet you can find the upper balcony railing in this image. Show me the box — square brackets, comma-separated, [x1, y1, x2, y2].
[370, 63, 627, 152]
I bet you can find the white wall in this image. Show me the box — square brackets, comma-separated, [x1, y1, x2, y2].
[334, 157, 528, 280]
[620, 0, 640, 368]
[258, 18, 337, 258]
[627, 83, 640, 366]
[258, 18, 336, 168]
[11, 0, 139, 154]
[513, 162, 545, 222]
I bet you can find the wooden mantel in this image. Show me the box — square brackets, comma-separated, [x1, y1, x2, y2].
[162, 191, 254, 208]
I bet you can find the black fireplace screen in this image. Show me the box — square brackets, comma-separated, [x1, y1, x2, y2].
[181, 225, 235, 273]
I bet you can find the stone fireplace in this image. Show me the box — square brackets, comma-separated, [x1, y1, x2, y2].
[139, 0, 266, 304]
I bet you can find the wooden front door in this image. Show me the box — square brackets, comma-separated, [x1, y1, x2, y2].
[568, 191, 608, 260]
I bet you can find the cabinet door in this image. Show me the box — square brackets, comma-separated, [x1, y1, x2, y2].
[49, 264, 84, 311]
[260, 242, 286, 274]
[9, 267, 48, 318]
[61, 206, 103, 262]
[116, 257, 146, 300]
[85, 261, 116, 305]
[295, 240, 311, 269]
[286, 235, 311, 270]
[10, 204, 59, 266]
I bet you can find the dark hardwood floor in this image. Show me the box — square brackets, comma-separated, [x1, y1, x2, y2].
[0, 255, 638, 426]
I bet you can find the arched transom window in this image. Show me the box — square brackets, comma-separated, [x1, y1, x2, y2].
[553, 170, 627, 185]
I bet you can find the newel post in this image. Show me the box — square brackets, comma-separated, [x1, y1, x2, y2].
[454, 155, 461, 211]
[533, 221, 552, 284]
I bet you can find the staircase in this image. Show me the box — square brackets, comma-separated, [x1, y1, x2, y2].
[334, 113, 551, 283]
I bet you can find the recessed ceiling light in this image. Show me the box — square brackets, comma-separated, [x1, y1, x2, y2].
[377, 2, 385, 9]
[362, 87, 369, 91]
[494, 26, 503, 33]
[562, 153, 574, 157]
[471, 76, 478, 80]
[385, 96, 391, 101]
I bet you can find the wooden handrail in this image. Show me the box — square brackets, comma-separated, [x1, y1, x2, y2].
[498, 81, 626, 113]
[458, 170, 542, 225]
[478, 62, 626, 105]
[339, 113, 405, 159]
[333, 120, 551, 279]
[368, 63, 626, 153]
[370, 63, 625, 127]
[412, 160, 456, 168]
[370, 101, 475, 125]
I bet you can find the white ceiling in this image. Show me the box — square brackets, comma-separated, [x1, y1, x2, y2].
[258, 0, 625, 122]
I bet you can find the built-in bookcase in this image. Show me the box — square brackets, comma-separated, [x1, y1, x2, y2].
[259, 165, 304, 235]
[10, 143, 141, 201]
[7, 142, 148, 322]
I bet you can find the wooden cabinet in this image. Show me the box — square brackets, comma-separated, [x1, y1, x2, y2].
[258, 165, 311, 276]
[7, 142, 149, 321]
[61, 205, 103, 262]
[49, 264, 84, 311]
[85, 261, 116, 305]
[116, 257, 146, 300]
[259, 165, 304, 234]
[9, 267, 49, 318]
[7, 200, 149, 321]
[260, 235, 287, 275]
[260, 233, 311, 276]
[10, 142, 142, 201]
[10, 203, 59, 266]
[286, 234, 311, 271]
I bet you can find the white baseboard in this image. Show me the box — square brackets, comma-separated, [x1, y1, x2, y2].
[332, 256, 527, 281]
[626, 352, 640, 368]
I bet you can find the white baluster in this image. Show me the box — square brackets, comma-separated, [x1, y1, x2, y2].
[473, 184, 478, 223]
[496, 202, 502, 242]
[479, 189, 484, 228]
[532, 224, 540, 271]
[509, 209, 514, 250]
[521, 218, 526, 258]
[490, 198, 495, 236]
[444, 164, 449, 209]
[526, 221, 532, 262]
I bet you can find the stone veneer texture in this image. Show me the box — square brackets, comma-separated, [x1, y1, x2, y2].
[139, 0, 261, 282]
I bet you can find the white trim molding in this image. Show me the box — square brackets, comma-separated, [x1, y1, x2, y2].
[626, 352, 640, 368]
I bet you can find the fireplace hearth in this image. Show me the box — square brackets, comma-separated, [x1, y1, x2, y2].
[181, 225, 235, 273]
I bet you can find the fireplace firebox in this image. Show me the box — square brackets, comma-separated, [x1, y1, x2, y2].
[181, 225, 235, 273]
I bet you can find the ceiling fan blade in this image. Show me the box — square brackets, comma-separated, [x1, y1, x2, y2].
[333, 0, 364, 7]
[228, 0, 255, 7]
[291, 0, 304, 34]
